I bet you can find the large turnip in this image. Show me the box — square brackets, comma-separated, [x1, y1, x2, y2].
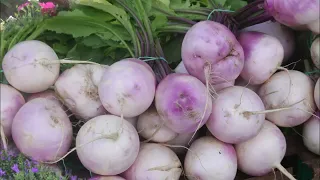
[303, 112, 320, 155]
[98, 58, 156, 118]
[2, 40, 60, 93]
[76, 115, 140, 175]
[11, 98, 73, 162]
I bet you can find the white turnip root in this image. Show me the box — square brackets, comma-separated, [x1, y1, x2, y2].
[76, 115, 140, 176]
[0, 84, 25, 151]
[165, 131, 199, 155]
[137, 106, 178, 143]
[315, 78, 320, 110]
[2, 40, 60, 93]
[206, 86, 265, 144]
[237, 31, 284, 85]
[184, 136, 237, 180]
[89, 176, 126, 180]
[98, 58, 156, 118]
[235, 121, 296, 180]
[235, 76, 261, 93]
[242, 20, 295, 62]
[122, 143, 182, 180]
[54, 64, 107, 120]
[181, 20, 244, 85]
[11, 98, 73, 162]
[303, 112, 320, 155]
[155, 73, 212, 134]
[174, 62, 189, 74]
[311, 37, 320, 69]
[258, 70, 316, 127]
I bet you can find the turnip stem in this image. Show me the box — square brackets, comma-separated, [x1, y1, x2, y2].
[275, 164, 297, 180]
[0, 124, 8, 152]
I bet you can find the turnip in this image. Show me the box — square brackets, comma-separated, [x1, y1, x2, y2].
[125, 116, 138, 130]
[98, 58, 156, 118]
[302, 112, 320, 155]
[311, 37, 320, 69]
[307, 19, 320, 34]
[206, 86, 265, 144]
[235, 76, 261, 93]
[137, 106, 178, 143]
[165, 131, 199, 155]
[155, 73, 212, 134]
[258, 70, 316, 127]
[55, 64, 107, 121]
[89, 176, 126, 180]
[242, 20, 295, 62]
[184, 136, 237, 180]
[0, 84, 25, 151]
[2, 40, 60, 93]
[174, 62, 189, 74]
[237, 31, 284, 85]
[76, 115, 140, 175]
[264, 0, 319, 30]
[122, 143, 182, 180]
[181, 20, 244, 86]
[211, 80, 235, 92]
[315, 78, 320, 110]
[235, 121, 296, 180]
[11, 98, 73, 162]
[27, 89, 65, 109]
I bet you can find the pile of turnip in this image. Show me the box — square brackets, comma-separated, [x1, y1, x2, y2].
[1, 5, 320, 179]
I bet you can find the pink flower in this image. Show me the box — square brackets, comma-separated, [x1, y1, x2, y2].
[39, 2, 57, 16]
[17, 2, 31, 11]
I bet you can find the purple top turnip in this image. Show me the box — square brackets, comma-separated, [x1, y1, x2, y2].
[181, 21, 244, 85]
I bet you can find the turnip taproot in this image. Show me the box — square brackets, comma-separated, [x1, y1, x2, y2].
[122, 143, 182, 180]
[303, 112, 320, 155]
[237, 31, 284, 85]
[315, 78, 320, 110]
[235, 121, 295, 180]
[11, 98, 73, 162]
[258, 70, 316, 127]
[184, 136, 237, 180]
[206, 86, 265, 144]
[76, 115, 140, 175]
[2, 40, 60, 93]
[0, 84, 25, 150]
[311, 37, 320, 69]
[98, 58, 156, 118]
[155, 73, 212, 133]
[242, 20, 295, 62]
[55, 64, 107, 120]
[89, 176, 126, 180]
[181, 21, 244, 85]
[137, 106, 178, 143]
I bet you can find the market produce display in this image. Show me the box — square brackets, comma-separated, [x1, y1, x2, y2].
[0, 0, 319, 179]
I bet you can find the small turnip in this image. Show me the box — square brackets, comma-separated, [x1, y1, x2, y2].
[235, 121, 295, 180]
[155, 73, 212, 133]
[258, 70, 316, 127]
[311, 37, 320, 69]
[206, 86, 265, 144]
[2, 40, 60, 93]
[174, 62, 189, 74]
[165, 131, 200, 155]
[122, 143, 182, 180]
[98, 58, 156, 118]
[315, 78, 320, 110]
[11, 98, 73, 162]
[184, 136, 237, 180]
[137, 106, 178, 143]
[55, 64, 107, 120]
[307, 19, 320, 34]
[181, 21, 244, 85]
[76, 115, 140, 175]
[237, 31, 284, 85]
[302, 112, 320, 155]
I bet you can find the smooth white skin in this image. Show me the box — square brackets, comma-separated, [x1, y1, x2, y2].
[311, 37, 320, 69]
[235, 121, 286, 176]
[211, 80, 235, 92]
[303, 113, 320, 155]
[242, 20, 295, 62]
[206, 86, 265, 144]
[307, 19, 320, 34]
[166, 132, 199, 154]
[315, 78, 320, 110]
[98, 58, 156, 118]
[0, 84, 25, 137]
[137, 106, 178, 143]
[235, 76, 261, 93]
[174, 62, 189, 74]
[184, 136, 237, 180]
[238, 31, 284, 85]
[11, 98, 73, 162]
[2, 40, 60, 93]
[76, 115, 140, 176]
[55, 64, 107, 121]
[258, 70, 316, 127]
[122, 143, 182, 180]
